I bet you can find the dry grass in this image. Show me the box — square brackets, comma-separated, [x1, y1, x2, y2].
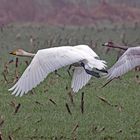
[0, 23, 140, 140]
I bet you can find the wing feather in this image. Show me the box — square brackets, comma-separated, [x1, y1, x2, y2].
[9, 47, 85, 96]
[107, 47, 140, 79]
[71, 67, 92, 93]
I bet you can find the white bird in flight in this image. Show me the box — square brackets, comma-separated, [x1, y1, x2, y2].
[103, 42, 140, 80]
[9, 45, 107, 96]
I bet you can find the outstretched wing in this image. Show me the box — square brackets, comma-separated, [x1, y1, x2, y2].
[107, 47, 140, 80]
[75, 45, 99, 58]
[9, 47, 85, 96]
[71, 67, 92, 92]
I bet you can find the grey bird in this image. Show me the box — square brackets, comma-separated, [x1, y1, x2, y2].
[103, 42, 140, 80]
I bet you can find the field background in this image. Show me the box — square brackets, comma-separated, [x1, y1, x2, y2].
[0, 0, 140, 139]
[1, 0, 140, 26]
[0, 23, 140, 140]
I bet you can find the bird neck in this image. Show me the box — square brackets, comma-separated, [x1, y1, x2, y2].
[108, 44, 128, 50]
[20, 51, 35, 57]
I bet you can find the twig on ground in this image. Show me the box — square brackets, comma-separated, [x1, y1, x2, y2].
[68, 91, 74, 106]
[2, 72, 8, 83]
[14, 103, 21, 114]
[0, 131, 2, 140]
[65, 103, 72, 115]
[49, 98, 57, 106]
[81, 92, 84, 114]
[8, 135, 14, 140]
[35, 101, 44, 106]
[97, 96, 113, 106]
[71, 124, 79, 134]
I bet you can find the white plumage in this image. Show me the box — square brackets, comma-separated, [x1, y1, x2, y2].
[9, 45, 107, 96]
[71, 67, 92, 92]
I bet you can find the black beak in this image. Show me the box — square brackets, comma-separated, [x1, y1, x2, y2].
[9, 52, 16, 55]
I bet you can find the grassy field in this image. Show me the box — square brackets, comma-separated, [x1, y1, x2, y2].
[0, 23, 140, 140]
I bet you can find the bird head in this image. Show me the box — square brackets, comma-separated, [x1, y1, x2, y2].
[102, 41, 114, 47]
[9, 49, 27, 56]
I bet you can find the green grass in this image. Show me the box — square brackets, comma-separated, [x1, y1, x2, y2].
[0, 23, 140, 140]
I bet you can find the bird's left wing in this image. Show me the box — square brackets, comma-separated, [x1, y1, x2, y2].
[9, 47, 86, 96]
[71, 67, 92, 93]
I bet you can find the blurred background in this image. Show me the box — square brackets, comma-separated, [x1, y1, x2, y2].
[1, 0, 140, 76]
[0, 1, 140, 140]
[0, 0, 140, 26]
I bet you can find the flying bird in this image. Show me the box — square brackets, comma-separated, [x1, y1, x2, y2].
[103, 42, 140, 80]
[103, 41, 128, 51]
[9, 45, 107, 96]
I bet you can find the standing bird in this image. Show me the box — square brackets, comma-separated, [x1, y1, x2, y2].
[9, 45, 107, 96]
[102, 42, 140, 80]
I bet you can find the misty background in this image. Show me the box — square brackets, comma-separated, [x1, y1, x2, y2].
[0, 0, 140, 26]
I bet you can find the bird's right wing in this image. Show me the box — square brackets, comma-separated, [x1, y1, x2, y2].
[71, 67, 92, 93]
[9, 47, 86, 96]
[106, 47, 140, 80]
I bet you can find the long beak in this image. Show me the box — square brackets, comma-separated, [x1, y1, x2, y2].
[9, 51, 16, 55]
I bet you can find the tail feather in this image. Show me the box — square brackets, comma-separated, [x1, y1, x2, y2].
[90, 59, 107, 70]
